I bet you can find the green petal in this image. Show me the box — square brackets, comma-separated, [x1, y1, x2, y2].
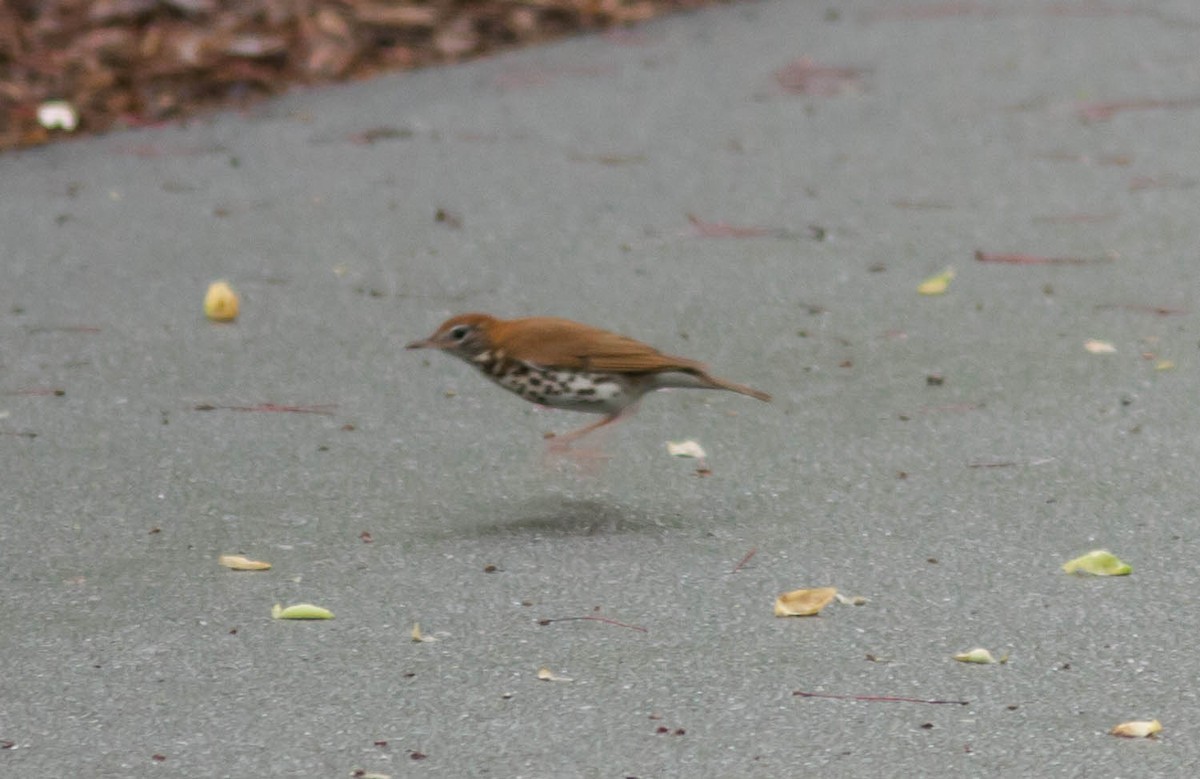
[953, 648, 996, 664]
[1061, 549, 1132, 576]
[272, 602, 334, 620]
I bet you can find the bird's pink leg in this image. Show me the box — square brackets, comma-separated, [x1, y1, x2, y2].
[545, 404, 640, 451]
[541, 405, 641, 474]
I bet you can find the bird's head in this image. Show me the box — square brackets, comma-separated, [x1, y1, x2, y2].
[406, 313, 497, 359]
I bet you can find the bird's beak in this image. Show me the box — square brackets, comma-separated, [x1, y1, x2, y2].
[405, 337, 434, 350]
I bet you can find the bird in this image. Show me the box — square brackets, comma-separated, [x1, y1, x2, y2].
[407, 313, 770, 448]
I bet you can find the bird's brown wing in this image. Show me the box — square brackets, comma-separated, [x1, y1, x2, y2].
[492, 317, 703, 373]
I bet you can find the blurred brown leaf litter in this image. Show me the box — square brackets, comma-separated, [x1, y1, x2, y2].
[0, 0, 731, 152]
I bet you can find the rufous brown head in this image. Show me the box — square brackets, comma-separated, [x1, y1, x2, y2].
[406, 313, 497, 358]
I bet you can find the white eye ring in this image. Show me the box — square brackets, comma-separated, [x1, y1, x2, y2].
[449, 325, 470, 340]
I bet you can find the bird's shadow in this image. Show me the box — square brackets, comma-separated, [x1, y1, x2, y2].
[463, 496, 669, 537]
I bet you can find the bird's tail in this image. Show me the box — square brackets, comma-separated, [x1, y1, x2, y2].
[655, 366, 771, 402]
[702, 372, 772, 403]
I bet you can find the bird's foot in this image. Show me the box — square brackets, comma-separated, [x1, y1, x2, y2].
[542, 432, 612, 474]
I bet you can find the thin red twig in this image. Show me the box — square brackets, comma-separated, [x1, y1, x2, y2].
[6, 388, 65, 396]
[539, 616, 648, 633]
[1094, 303, 1188, 316]
[911, 402, 984, 415]
[25, 325, 102, 334]
[1129, 175, 1196, 191]
[974, 250, 1110, 265]
[193, 403, 337, 415]
[793, 690, 969, 705]
[1077, 97, 1200, 122]
[730, 548, 758, 574]
[687, 213, 779, 238]
[775, 57, 867, 96]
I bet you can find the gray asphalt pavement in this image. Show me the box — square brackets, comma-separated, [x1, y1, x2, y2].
[3, 1, 1200, 776]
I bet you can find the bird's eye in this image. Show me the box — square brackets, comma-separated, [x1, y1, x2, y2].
[448, 325, 470, 341]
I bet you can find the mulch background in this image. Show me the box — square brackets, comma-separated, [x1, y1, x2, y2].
[1, 0, 729, 153]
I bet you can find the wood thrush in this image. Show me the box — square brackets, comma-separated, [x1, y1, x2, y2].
[407, 313, 770, 447]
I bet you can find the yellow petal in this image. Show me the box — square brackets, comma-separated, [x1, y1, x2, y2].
[218, 554, 271, 571]
[1083, 339, 1117, 354]
[774, 587, 838, 617]
[204, 280, 240, 322]
[1155, 360, 1175, 371]
[537, 667, 573, 682]
[411, 622, 439, 642]
[666, 440, 707, 459]
[1110, 719, 1162, 738]
[1062, 549, 1132, 576]
[917, 267, 955, 295]
[953, 648, 996, 664]
[271, 602, 333, 620]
